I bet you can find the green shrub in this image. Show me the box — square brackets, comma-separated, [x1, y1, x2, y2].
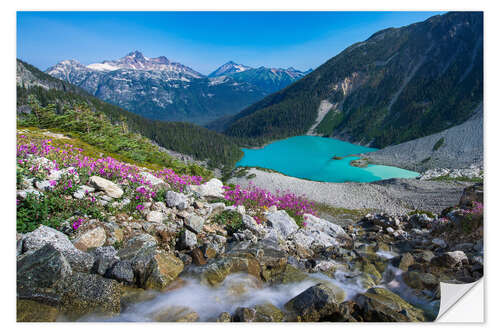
[213, 210, 243, 235]
[17, 193, 61, 233]
[433, 137, 445, 151]
[16, 190, 104, 233]
[407, 209, 436, 218]
[285, 209, 305, 228]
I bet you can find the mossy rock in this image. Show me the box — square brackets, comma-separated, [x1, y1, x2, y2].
[403, 271, 439, 291]
[144, 250, 184, 290]
[17, 299, 59, 322]
[361, 261, 383, 284]
[201, 256, 261, 286]
[273, 264, 309, 284]
[254, 303, 284, 322]
[358, 287, 426, 322]
[284, 283, 345, 322]
[151, 306, 199, 322]
[359, 272, 377, 289]
[398, 253, 415, 271]
[216, 312, 232, 322]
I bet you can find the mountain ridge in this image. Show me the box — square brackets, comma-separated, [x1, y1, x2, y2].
[46, 51, 310, 125]
[221, 12, 483, 149]
[17, 58, 243, 171]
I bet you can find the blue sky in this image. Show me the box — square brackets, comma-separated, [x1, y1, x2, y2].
[17, 11, 444, 75]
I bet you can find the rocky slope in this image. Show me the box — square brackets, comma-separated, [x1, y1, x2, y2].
[45, 52, 309, 125]
[222, 12, 483, 150]
[229, 168, 472, 216]
[363, 104, 483, 172]
[16, 130, 484, 321]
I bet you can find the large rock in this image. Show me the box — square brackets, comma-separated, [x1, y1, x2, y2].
[284, 283, 345, 321]
[55, 272, 122, 319]
[180, 229, 197, 250]
[21, 225, 94, 272]
[288, 215, 350, 255]
[73, 227, 107, 251]
[265, 210, 299, 238]
[184, 214, 205, 234]
[117, 236, 183, 289]
[91, 246, 119, 276]
[206, 202, 226, 217]
[303, 214, 349, 238]
[17, 244, 72, 292]
[165, 191, 189, 210]
[254, 303, 284, 322]
[200, 256, 261, 286]
[232, 307, 256, 322]
[151, 306, 199, 322]
[107, 260, 135, 284]
[146, 211, 166, 223]
[140, 171, 165, 187]
[47, 167, 78, 181]
[242, 214, 266, 237]
[398, 253, 415, 271]
[431, 251, 469, 268]
[89, 175, 123, 199]
[354, 287, 426, 322]
[188, 178, 224, 198]
[17, 244, 122, 319]
[143, 250, 184, 290]
[402, 271, 439, 290]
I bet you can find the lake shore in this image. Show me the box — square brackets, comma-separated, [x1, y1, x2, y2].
[228, 167, 472, 215]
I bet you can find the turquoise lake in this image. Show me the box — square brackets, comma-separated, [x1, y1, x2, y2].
[236, 136, 420, 183]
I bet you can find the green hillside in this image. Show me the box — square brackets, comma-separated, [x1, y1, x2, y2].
[222, 12, 483, 148]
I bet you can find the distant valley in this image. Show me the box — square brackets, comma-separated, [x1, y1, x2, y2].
[45, 51, 310, 124]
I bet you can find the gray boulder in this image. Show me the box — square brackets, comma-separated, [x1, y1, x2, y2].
[166, 191, 189, 210]
[139, 171, 165, 186]
[265, 210, 299, 238]
[242, 214, 266, 237]
[187, 178, 224, 198]
[117, 235, 183, 289]
[184, 214, 205, 234]
[146, 211, 166, 223]
[91, 246, 119, 276]
[17, 244, 72, 291]
[89, 175, 123, 199]
[431, 251, 469, 268]
[284, 283, 345, 321]
[21, 225, 94, 272]
[55, 272, 122, 319]
[35, 180, 54, 191]
[289, 215, 350, 254]
[232, 307, 256, 322]
[180, 229, 198, 250]
[107, 260, 135, 284]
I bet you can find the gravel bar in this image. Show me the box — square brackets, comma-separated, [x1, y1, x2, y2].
[229, 168, 472, 215]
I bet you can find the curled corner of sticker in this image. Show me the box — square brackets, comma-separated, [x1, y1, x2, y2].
[436, 278, 484, 322]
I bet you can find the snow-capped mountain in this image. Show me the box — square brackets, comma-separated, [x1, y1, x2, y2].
[45, 51, 310, 124]
[208, 61, 252, 77]
[85, 51, 204, 78]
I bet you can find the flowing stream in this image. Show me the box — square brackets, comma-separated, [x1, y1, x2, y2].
[78, 250, 438, 322]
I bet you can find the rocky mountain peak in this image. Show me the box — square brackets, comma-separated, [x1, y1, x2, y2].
[208, 61, 252, 77]
[126, 50, 145, 59]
